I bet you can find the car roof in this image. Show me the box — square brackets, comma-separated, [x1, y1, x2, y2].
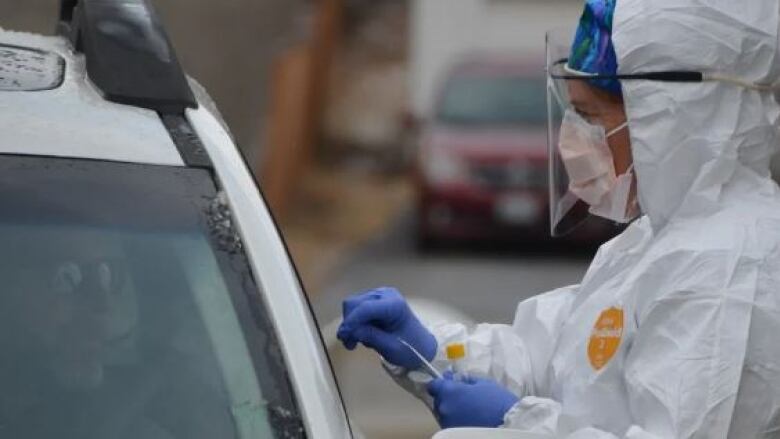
[448, 53, 544, 78]
[0, 28, 184, 166]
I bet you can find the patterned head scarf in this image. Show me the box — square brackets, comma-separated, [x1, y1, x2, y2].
[568, 0, 621, 95]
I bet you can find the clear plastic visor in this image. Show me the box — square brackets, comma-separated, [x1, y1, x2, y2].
[546, 28, 591, 237]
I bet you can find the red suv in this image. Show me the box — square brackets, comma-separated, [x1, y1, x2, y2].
[415, 55, 617, 248]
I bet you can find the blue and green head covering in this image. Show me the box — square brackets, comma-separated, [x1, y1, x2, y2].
[568, 0, 621, 95]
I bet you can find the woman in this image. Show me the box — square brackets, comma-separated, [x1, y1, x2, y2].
[338, 0, 780, 437]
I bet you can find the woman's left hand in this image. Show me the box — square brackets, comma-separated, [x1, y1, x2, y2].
[427, 373, 520, 429]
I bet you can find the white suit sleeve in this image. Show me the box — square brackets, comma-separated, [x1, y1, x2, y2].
[385, 286, 578, 406]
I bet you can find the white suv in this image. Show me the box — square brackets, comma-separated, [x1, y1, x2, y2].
[0, 1, 351, 438]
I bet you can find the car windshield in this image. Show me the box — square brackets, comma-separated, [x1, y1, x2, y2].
[0, 156, 304, 439]
[437, 74, 546, 126]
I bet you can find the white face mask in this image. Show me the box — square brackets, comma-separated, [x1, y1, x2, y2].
[558, 109, 638, 223]
[589, 164, 639, 223]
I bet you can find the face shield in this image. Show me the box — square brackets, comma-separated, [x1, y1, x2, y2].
[547, 28, 590, 237]
[547, 29, 631, 236]
[545, 28, 780, 237]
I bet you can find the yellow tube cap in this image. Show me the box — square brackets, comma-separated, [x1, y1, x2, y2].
[446, 343, 466, 361]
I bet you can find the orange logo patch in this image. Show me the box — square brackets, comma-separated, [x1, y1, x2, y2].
[588, 307, 624, 371]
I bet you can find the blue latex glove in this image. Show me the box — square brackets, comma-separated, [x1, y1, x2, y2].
[427, 374, 520, 429]
[337, 287, 437, 369]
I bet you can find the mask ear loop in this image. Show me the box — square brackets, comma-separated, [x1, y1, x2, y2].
[606, 121, 629, 138]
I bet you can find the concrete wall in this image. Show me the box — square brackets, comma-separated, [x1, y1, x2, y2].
[0, 0, 308, 160]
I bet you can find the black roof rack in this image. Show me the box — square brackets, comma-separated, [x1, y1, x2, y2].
[57, 0, 197, 114]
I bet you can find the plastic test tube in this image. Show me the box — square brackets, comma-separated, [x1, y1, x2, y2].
[446, 343, 467, 380]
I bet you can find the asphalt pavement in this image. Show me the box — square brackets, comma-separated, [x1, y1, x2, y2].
[311, 212, 592, 439]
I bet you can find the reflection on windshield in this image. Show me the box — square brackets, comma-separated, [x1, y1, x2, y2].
[0, 156, 304, 439]
[437, 76, 547, 126]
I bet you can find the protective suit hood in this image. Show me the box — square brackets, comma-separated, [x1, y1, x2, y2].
[612, 0, 780, 231]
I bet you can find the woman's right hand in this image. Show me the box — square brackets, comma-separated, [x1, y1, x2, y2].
[337, 287, 438, 369]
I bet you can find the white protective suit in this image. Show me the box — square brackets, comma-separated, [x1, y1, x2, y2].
[390, 1, 780, 438]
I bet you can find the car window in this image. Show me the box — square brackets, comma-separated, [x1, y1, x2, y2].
[437, 74, 547, 126]
[0, 156, 305, 439]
